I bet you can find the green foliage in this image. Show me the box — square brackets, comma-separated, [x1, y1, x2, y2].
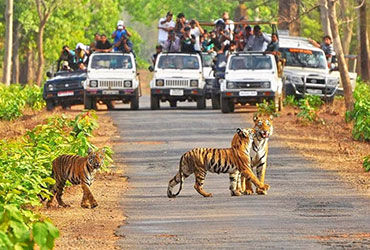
[284, 95, 299, 107]
[257, 99, 277, 116]
[296, 95, 324, 123]
[364, 155, 370, 172]
[345, 80, 370, 141]
[0, 84, 45, 121]
[0, 111, 113, 249]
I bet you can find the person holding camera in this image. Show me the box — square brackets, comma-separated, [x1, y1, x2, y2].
[57, 45, 76, 71]
[112, 20, 131, 51]
[114, 34, 133, 53]
[181, 26, 196, 53]
[158, 11, 175, 46]
[163, 30, 181, 52]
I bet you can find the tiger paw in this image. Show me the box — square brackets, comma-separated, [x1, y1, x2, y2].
[256, 187, 268, 195]
[244, 189, 253, 195]
[81, 203, 89, 209]
[231, 190, 242, 196]
[90, 203, 98, 209]
[60, 203, 70, 208]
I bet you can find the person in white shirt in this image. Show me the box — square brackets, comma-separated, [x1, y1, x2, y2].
[251, 25, 271, 51]
[214, 12, 235, 40]
[158, 12, 175, 46]
[190, 20, 204, 52]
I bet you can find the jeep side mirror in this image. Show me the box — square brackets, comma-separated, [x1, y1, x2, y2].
[148, 66, 154, 72]
[46, 72, 52, 78]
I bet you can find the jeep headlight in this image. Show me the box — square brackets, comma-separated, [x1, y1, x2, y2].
[124, 80, 132, 87]
[48, 84, 54, 91]
[262, 81, 270, 88]
[90, 80, 98, 87]
[328, 78, 339, 86]
[80, 80, 86, 87]
[227, 82, 235, 89]
[156, 79, 164, 86]
[190, 80, 198, 87]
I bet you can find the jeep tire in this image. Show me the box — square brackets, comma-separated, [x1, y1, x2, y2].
[221, 97, 234, 113]
[169, 101, 177, 108]
[196, 95, 206, 109]
[84, 94, 96, 110]
[150, 95, 160, 110]
[46, 100, 55, 111]
[211, 93, 220, 109]
[131, 91, 139, 110]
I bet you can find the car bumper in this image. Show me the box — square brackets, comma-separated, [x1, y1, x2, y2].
[221, 90, 276, 103]
[43, 89, 84, 104]
[287, 83, 337, 98]
[151, 88, 205, 100]
[85, 88, 138, 100]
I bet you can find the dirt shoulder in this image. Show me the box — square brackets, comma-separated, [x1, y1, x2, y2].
[1, 105, 126, 250]
[273, 99, 370, 195]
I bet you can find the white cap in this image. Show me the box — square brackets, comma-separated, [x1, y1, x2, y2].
[117, 20, 124, 26]
[76, 43, 86, 50]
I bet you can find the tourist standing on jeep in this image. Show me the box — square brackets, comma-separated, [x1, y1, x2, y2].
[251, 25, 271, 51]
[158, 11, 175, 46]
[174, 13, 187, 37]
[163, 30, 181, 52]
[181, 26, 196, 53]
[189, 19, 204, 52]
[57, 45, 77, 71]
[308, 35, 335, 67]
[112, 20, 131, 51]
[114, 34, 133, 53]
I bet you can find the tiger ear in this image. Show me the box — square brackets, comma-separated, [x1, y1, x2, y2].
[236, 128, 242, 134]
[253, 113, 259, 122]
[269, 114, 274, 120]
[88, 147, 93, 154]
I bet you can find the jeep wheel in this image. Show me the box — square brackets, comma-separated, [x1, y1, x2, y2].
[84, 94, 96, 110]
[196, 95, 206, 109]
[169, 101, 177, 108]
[46, 100, 55, 111]
[283, 83, 295, 99]
[211, 93, 220, 109]
[150, 95, 160, 110]
[106, 101, 115, 110]
[221, 97, 234, 113]
[131, 92, 139, 110]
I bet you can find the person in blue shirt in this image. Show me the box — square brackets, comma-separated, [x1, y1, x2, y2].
[112, 20, 132, 51]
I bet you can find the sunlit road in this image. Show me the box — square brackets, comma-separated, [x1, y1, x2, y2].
[111, 96, 370, 249]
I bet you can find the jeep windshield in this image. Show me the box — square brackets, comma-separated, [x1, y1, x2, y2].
[157, 55, 200, 70]
[229, 55, 272, 70]
[279, 48, 327, 69]
[90, 54, 133, 69]
[201, 53, 214, 67]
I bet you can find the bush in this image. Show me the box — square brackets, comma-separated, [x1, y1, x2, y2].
[0, 84, 45, 121]
[296, 95, 324, 123]
[0, 111, 112, 249]
[256, 100, 277, 116]
[346, 80, 370, 141]
[364, 155, 370, 172]
[284, 95, 299, 107]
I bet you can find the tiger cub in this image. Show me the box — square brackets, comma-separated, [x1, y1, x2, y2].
[47, 148, 105, 208]
[239, 115, 273, 195]
[167, 128, 270, 198]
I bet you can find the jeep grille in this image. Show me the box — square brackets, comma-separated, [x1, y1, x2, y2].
[232, 81, 266, 89]
[165, 79, 189, 87]
[98, 80, 124, 88]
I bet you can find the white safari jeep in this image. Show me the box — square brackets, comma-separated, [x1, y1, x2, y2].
[219, 52, 283, 113]
[85, 52, 140, 110]
[279, 36, 340, 101]
[149, 52, 206, 109]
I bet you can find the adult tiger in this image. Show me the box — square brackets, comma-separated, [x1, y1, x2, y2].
[47, 148, 105, 208]
[167, 128, 270, 198]
[239, 115, 273, 195]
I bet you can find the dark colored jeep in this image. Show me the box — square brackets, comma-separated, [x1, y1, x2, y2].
[43, 71, 86, 111]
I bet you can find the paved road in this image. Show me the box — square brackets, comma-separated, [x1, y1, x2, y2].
[112, 97, 370, 249]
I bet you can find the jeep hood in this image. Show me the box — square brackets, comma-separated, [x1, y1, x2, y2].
[154, 70, 202, 79]
[88, 70, 136, 79]
[283, 67, 330, 77]
[225, 70, 275, 81]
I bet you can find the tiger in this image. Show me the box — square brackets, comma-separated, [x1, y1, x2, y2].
[167, 128, 270, 198]
[239, 115, 273, 195]
[46, 148, 105, 209]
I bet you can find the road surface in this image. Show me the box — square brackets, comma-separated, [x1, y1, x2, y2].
[111, 97, 370, 249]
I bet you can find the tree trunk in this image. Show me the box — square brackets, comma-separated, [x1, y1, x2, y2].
[278, 0, 300, 36]
[36, 22, 46, 86]
[26, 48, 35, 84]
[327, 0, 353, 111]
[12, 21, 22, 84]
[3, 0, 13, 86]
[339, 0, 353, 56]
[320, 0, 332, 37]
[234, 1, 247, 21]
[358, 0, 370, 81]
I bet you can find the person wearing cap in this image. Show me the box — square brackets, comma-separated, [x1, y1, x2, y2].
[57, 45, 76, 71]
[151, 45, 163, 65]
[75, 43, 90, 65]
[158, 12, 175, 46]
[95, 34, 113, 52]
[190, 19, 204, 52]
[214, 12, 235, 40]
[181, 26, 196, 53]
[251, 25, 271, 51]
[61, 61, 72, 72]
[163, 30, 181, 52]
[112, 20, 131, 51]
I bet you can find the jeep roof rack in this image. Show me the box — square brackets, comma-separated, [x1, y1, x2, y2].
[199, 20, 278, 34]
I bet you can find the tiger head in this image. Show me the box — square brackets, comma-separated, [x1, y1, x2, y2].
[253, 115, 273, 139]
[232, 128, 255, 151]
[87, 148, 106, 169]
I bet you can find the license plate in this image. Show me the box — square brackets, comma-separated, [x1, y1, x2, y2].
[57, 91, 74, 97]
[306, 89, 322, 94]
[239, 91, 257, 96]
[170, 89, 184, 96]
[103, 90, 119, 95]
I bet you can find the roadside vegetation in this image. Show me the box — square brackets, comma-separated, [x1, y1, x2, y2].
[0, 110, 113, 249]
[0, 84, 44, 120]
